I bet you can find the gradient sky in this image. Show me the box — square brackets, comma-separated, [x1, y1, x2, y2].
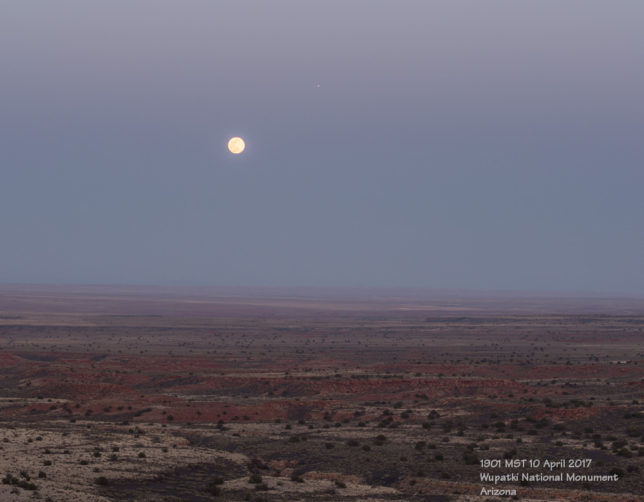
[1, 1, 643, 294]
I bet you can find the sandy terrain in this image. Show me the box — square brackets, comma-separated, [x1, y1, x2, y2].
[0, 286, 642, 501]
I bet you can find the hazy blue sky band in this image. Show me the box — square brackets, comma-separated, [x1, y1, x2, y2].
[1, 1, 643, 294]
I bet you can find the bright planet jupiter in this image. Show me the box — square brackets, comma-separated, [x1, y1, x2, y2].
[227, 136, 245, 154]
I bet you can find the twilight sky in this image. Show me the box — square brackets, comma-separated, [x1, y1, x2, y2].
[1, 1, 643, 294]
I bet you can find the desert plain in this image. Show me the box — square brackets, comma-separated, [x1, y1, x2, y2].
[0, 285, 642, 501]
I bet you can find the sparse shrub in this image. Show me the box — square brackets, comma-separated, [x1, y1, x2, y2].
[463, 451, 478, 465]
[609, 467, 624, 478]
[205, 480, 221, 496]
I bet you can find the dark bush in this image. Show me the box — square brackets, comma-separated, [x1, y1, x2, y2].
[609, 467, 624, 478]
[205, 481, 221, 496]
[290, 473, 304, 483]
[463, 451, 479, 465]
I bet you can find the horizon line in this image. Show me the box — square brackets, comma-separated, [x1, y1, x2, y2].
[1, 281, 643, 300]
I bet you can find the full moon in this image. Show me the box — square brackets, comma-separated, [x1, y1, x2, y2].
[227, 136, 245, 154]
